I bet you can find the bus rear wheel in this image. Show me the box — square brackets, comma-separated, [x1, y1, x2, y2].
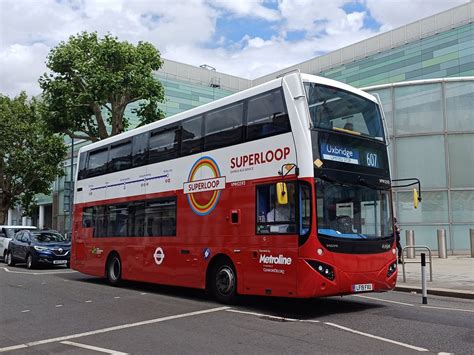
[106, 254, 122, 286]
[211, 260, 237, 304]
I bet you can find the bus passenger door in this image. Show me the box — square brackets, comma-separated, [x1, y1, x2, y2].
[244, 183, 298, 297]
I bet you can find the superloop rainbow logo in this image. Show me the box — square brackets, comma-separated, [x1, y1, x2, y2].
[184, 156, 226, 216]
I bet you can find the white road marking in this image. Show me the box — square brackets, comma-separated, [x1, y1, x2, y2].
[55, 305, 63, 308]
[61, 341, 128, 355]
[85, 300, 93, 303]
[2, 267, 76, 276]
[227, 309, 429, 352]
[354, 295, 414, 306]
[21, 310, 30, 313]
[140, 293, 147, 295]
[421, 305, 474, 313]
[354, 295, 474, 313]
[226, 309, 315, 323]
[0, 306, 229, 353]
[324, 322, 428, 352]
[114, 296, 120, 299]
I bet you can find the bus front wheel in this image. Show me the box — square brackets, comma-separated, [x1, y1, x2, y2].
[211, 259, 237, 304]
[106, 253, 122, 286]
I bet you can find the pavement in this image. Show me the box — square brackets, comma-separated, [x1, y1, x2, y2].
[395, 253, 474, 299]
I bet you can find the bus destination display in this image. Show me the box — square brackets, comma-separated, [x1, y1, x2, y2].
[320, 143, 380, 168]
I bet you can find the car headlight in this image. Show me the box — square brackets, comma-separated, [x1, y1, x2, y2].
[34, 246, 49, 251]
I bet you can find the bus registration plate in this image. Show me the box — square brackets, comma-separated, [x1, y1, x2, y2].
[352, 283, 373, 292]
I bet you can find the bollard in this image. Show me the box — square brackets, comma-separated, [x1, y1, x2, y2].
[406, 230, 415, 259]
[470, 229, 474, 258]
[437, 229, 447, 258]
[421, 253, 427, 304]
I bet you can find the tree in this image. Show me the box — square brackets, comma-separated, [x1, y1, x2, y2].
[39, 32, 165, 142]
[0, 93, 67, 224]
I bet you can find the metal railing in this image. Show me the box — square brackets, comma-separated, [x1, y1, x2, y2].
[401, 245, 433, 282]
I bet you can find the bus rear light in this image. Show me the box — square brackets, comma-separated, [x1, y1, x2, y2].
[306, 260, 335, 281]
[387, 261, 397, 277]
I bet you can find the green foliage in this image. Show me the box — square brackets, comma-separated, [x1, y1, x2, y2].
[39, 32, 165, 142]
[0, 93, 67, 224]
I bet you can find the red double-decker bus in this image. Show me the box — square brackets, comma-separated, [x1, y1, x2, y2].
[72, 72, 398, 303]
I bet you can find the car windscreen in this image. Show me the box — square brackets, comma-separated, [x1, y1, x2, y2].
[31, 232, 67, 243]
[5, 229, 31, 238]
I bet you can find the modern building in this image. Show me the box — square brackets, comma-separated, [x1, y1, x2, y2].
[9, 2, 473, 253]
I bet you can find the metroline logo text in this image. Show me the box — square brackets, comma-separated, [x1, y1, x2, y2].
[230, 147, 291, 169]
[259, 254, 292, 265]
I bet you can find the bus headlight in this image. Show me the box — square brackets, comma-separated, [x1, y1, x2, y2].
[387, 261, 397, 277]
[306, 260, 335, 281]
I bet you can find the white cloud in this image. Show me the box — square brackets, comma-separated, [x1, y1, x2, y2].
[365, 0, 468, 31]
[0, 43, 50, 97]
[0, 0, 469, 96]
[210, 0, 280, 21]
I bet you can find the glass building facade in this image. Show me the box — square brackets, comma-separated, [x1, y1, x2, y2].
[321, 23, 474, 87]
[365, 78, 474, 253]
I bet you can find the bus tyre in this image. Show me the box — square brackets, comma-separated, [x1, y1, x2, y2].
[6, 252, 15, 266]
[106, 254, 122, 286]
[211, 260, 237, 304]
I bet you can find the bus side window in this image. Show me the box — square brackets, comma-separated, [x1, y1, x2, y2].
[145, 198, 176, 237]
[82, 207, 95, 228]
[87, 147, 109, 178]
[205, 102, 244, 151]
[130, 202, 146, 237]
[77, 152, 87, 180]
[94, 206, 108, 238]
[149, 127, 180, 164]
[107, 204, 128, 237]
[132, 133, 149, 168]
[181, 116, 203, 156]
[108, 140, 132, 173]
[247, 89, 290, 141]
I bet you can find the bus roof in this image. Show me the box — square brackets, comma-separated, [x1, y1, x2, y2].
[78, 73, 377, 154]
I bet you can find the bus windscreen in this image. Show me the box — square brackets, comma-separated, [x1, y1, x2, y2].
[305, 83, 385, 142]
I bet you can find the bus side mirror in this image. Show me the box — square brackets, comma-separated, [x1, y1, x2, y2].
[413, 188, 420, 209]
[276, 182, 288, 205]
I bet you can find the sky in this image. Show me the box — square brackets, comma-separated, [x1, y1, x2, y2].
[0, 0, 469, 97]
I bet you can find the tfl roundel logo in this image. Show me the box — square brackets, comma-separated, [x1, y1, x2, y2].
[184, 156, 226, 216]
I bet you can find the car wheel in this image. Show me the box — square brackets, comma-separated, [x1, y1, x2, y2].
[211, 259, 237, 304]
[66, 261, 70, 268]
[106, 254, 122, 286]
[6, 252, 15, 266]
[26, 254, 36, 270]
[3, 251, 7, 263]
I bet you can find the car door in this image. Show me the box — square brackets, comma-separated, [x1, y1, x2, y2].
[9, 232, 22, 261]
[0, 229, 7, 258]
[18, 232, 30, 261]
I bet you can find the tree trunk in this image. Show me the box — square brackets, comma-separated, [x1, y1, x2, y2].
[0, 194, 10, 225]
